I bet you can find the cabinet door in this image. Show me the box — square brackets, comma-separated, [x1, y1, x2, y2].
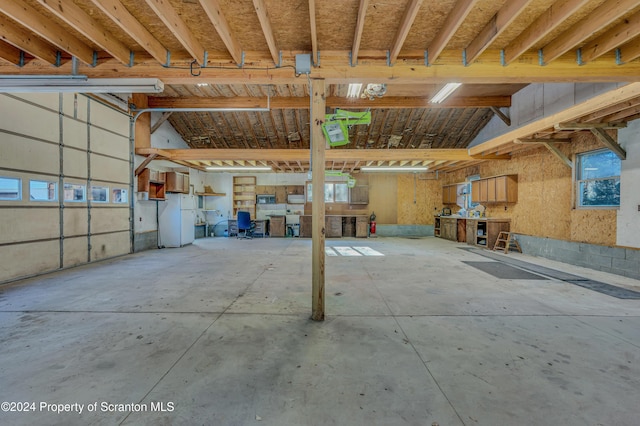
[486, 177, 496, 202]
[182, 174, 190, 193]
[466, 220, 476, 245]
[349, 186, 369, 204]
[442, 185, 451, 204]
[478, 179, 488, 203]
[471, 180, 480, 203]
[275, 186, 287, 204]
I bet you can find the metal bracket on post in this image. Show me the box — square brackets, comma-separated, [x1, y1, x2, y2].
[500, 50, 506, 67]
[165, 50, 171, 67]
[538, 49, 545, 66]
[576, 48, 583, 66]
[615, 48, 623, 65]
[56, 52, 62, 68]
[129, 51, 134, 68]
[238, 51, 245, 68]
[349, 51, 356, 67]
[92, 51, 98, 67]
[72, 57, 78, 75]
[462, 49, 467, 67]
[424, 50, 429, 67]
[203, 51, 208, 68]
[386, 50, 391, 67]
[277, 50, 282, 68]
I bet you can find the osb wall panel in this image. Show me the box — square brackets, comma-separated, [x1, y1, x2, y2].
[397, 174, 441, 225]
[438, 132, 617, 245]
[368, 174, 397, 224]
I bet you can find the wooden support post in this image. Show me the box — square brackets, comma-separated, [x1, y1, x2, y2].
[543, 142, 573, 168]
[311, 78, 326, 321]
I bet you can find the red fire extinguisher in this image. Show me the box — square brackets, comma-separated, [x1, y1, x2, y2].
[369, 212, 377, 237]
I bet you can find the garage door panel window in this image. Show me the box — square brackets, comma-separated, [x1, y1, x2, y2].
[0, 177, 21, 200]
[30, 180, 57, 201]
[576, 149, 620, 208]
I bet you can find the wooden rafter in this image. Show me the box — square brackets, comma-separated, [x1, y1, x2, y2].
[0, 1, 94, 65]
[389, 0, 424, 65]
[541, 0, 639, 64]
[579, 11, 640, 64]
[308, 0, 318, 66]
[490, 106, 511, 126]
[88, 0, 167, 65]
[554, 122, 626, 130]
[465, 0, 533, 64]
[144, 0, 205, 65]
[427, 0, 478, 64]
[37, 0, 130, 65]
[0, 15, 58, 64]
[619, 38, 640, 63]
[503, 0, 589, 65]
[148, 95, 511, 109]
[199, 0, 243, 65]
[0, 40, 23, 66]
[514, 138, 571, 143]
[350, 0, 369, 66]
[252, 0, 279, 65]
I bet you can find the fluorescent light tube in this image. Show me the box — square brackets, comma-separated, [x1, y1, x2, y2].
[205, 166, 272, 172]
[0, 76, 164, 93]
[360, 166, 428, 172]
[347, 83, 362, 98]
[430, 83, 462, 103]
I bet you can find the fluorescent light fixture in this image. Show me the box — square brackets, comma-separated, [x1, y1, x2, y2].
[0, 76, 164, 93]
[347, 83, 362, 98]
[205, 166, 272, 172]
[430, 82, 462, 104]
[360, 166, 428, 172]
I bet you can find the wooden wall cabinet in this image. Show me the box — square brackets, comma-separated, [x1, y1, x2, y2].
[471, 175, 517, 204]
[349, 186, 369, 204]
[233, 176, 256, 219]
[442, 184, 459, 204]
[137, 168, 166, 200]
[166, 172, 189, 193]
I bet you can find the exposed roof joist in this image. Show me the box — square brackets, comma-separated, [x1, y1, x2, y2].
[427, 0, 478, 64]
[0, 14, 58, 64]
[37, 0, 130, 65]
[389, 0, 424, 65]
[252, 0, 279, 65]
[350, 0, 369, 66]
[199, 0, 243, 66]
[579, 10, 640, 64]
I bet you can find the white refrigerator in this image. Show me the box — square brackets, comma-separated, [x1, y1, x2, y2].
[158, 193, 195, 247]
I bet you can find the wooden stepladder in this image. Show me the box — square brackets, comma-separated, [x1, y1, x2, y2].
[493, 232, 522, 254]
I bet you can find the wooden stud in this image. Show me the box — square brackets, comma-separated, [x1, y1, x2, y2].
[309, 0, 318, 66]
[389, 0, 424, 65]
[88, 0, 168, 65]
[541, 0, 639, 64]
[311, 78, 325, 321]
[199, 0, 243, 65]
[38, 0, 130, 65]
[465, 0, 533, 64]
[151, 112, 173, 134]
[427, 0, 478, 64]
[0, 40, 23, 66]
[514, 138, 572, 143]
[0, 1, 95, 65]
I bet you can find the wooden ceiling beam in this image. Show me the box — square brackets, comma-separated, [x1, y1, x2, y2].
[427, 0, 478, 64]
[0, 1, 95, 65]
[147, 95, 511, 109]
[136, 147, 509, 162]
[88, 0, 168, 65]
[389, 0, 424, 65]
[144, 0, 205, 65]
[541, 0, 639, 64]
[308, 0, 318, 66]
[469, 82, 640, 155]
[503, 0, 590, 65]
[199, 0, 243, 65]
[4, 50, 640, 84]
[465, 0, 534, 64]
[580, 10, 640, 64]
[252, 0, 279, 65]
[37, 0, 130, 65]
[350, 0, 369, 66]
[0, 15, 58, 65]
[0, 40, 23, 66]
[554, 122, 626, 130]
[514, 138, 572, 144]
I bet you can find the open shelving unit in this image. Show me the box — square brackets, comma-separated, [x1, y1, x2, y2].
[233, 176, 256, 219]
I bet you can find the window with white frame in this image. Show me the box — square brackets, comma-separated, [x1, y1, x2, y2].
[30, 180, 57, 201]
[64, 183, 86, 202]
[307, 182, 349, 203]
[576, 149, 620, 207]
[0, 177, 21, 200]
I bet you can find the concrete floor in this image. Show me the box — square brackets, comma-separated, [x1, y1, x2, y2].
[0, 236, 639, 426]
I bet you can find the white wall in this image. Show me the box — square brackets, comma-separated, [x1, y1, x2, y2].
[470, 83, 623, 147]
[617, 119, 640, 248]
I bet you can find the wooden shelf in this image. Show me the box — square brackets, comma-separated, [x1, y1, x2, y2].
[196, 192, 226, 197]
[233, 176, 256, 219]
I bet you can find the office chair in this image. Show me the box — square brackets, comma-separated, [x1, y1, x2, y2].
[237, 211, 254, 239]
